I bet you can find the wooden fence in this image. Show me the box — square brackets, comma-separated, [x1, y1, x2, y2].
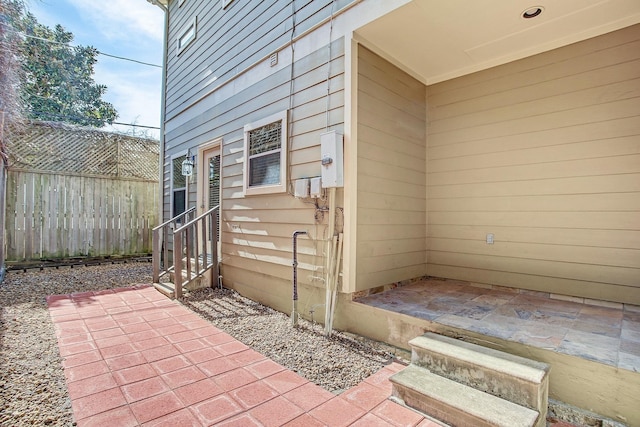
[6, 171, 157, 261]
[5, 121, 159, 262]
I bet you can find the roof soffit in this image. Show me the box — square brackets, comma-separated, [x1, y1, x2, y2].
[355, 0, 640, 84]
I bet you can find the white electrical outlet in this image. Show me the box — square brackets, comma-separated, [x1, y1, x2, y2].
[486, 233, 494, 244]
[310, 177, 322, 198]
[294, 178, 310, 198]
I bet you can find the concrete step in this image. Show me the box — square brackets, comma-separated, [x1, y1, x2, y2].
[152, 282, 175, 299]
[391, 364, 540, 427]
[168, 270, 197, 283]
[410, 333, 549, 419]
[169, 267, 211, 292]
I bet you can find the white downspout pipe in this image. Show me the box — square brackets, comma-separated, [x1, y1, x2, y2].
[324, 187, 337, 335]
[291, 230, 308, 327]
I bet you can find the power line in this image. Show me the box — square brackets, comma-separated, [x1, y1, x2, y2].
[1, 23, 162, 68]
[2, 22, 162, 131]
[29, 110, 160, 130]
[112, 121, 159, 130]
[95, 51, 161, 68]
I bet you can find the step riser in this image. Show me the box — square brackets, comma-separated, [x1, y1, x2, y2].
[393, 388, 519, 427]
[412, 351, 549, 416]
[397, 387, 498, 427]
[391, 365, 541, 427]
[152, 282, 175, 299]
[411, 333, 549, 419]
[168, 270, 211, 291]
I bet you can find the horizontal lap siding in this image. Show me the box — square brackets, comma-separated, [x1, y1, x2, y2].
[165, 0, 354, 121]
[426, 24, 640, 304]
[356, 46, 427, 291]
[165, 35, 345, 290]
[223, 39, 345, 288]
[162, 0, 350, 221]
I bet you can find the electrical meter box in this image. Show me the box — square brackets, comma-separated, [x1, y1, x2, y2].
[320, 131, 343, 188]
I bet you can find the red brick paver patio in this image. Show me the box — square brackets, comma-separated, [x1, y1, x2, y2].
[48, 285, 442, 426]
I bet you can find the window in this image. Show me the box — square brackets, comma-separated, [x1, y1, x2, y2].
[177, 17, 196, 55]
[172, 155, 187, 218]
[243, 111, 288, 196]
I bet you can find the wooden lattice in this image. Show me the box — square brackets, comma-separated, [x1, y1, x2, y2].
[7, 121, 159, 181]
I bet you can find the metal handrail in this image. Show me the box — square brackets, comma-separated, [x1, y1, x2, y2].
[173, 206, 217, 234]
[172, 205, 219, 298]
[152, 206, 196, 232]
[152, 207, 196, 283]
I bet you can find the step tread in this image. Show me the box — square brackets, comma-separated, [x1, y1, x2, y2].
[411, 333, 549, 383]
[152, 282, 175, 298]
[391, 365, 539, 427]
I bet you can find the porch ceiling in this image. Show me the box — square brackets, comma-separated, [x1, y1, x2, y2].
[355, 0, 640, 84]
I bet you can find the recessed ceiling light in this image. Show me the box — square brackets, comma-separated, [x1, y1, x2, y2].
[522, 6, 544, 19]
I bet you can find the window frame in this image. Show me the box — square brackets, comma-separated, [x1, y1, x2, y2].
[243, 110, 288, 196]
[176, 17, 197, 56]
[171, 153, 188, 220]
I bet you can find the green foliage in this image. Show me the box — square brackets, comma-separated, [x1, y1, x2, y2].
[14, 9, 118, 127]
[0, 0, 25, 128]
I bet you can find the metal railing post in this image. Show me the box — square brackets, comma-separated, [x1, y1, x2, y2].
[152, 227, 161, 283]
[173, 229, 183, 299]
[212, 210, 219, 288]
[185, 225, 192, 284]
[200, 215, 207, 275]
[151, 206, 196, 284]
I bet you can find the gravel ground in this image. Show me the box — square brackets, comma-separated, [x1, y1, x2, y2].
[0, 262, 154, 426]
[0, 262, 397, 426]
[181, 287, 394, 392]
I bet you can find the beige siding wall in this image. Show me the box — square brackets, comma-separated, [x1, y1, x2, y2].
[356, 47, 427, 291]
[426, 24, 640, 304]
[219, 39, 346, 312]
[161, 0, 357, 228]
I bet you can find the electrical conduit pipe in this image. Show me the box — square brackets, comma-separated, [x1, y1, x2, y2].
[291, 230, 307, 326]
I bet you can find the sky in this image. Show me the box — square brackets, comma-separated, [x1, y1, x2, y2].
[28, 0, 165, 139]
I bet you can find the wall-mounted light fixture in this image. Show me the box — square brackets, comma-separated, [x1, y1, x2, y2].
[182, 150, 194, 176]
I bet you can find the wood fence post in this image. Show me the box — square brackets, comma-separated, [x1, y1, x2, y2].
[0, 112, 7, 282]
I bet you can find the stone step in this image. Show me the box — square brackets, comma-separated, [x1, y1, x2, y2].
[152, 282, 175, 299]
[391, 364, 540, 427]
[410, 333, 549, 418]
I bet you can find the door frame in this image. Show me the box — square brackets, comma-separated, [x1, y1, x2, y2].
[196, 138, 222, 217]
[196, 138, 223, 263]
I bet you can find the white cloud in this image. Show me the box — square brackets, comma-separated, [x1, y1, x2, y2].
[26, 3, 58, 28]
[96, 64, 162, 139]
[66, 0, 165, 43]
[67, 0, 164, 137]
